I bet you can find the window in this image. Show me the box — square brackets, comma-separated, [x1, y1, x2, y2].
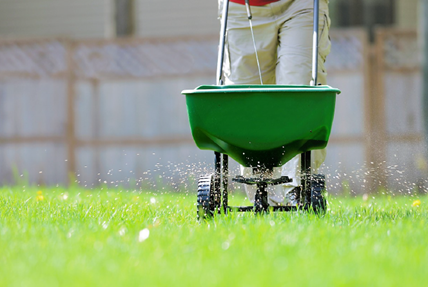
[115, 0, 134, 37]
[330, 0, 395, 40]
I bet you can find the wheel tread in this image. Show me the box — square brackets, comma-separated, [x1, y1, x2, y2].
[196, 174, 220, 220]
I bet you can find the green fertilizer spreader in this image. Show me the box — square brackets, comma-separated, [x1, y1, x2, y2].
[182, 0, 341, 218]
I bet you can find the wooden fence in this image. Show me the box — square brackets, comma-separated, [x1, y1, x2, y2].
[0, 29, 424, 193]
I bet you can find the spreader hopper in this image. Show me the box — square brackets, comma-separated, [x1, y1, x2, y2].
[182, 85, 340, 170]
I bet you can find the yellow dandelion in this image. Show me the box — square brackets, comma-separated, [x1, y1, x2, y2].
[36, 191, 44, 201]
[412, 199, 421, 207]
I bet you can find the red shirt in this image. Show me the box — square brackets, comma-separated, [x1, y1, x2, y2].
[230, 0, 279, 5]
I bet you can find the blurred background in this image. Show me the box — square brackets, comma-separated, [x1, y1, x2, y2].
[0, 0, 425, 195]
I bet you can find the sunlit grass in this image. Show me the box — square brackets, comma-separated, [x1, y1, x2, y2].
[0, 186, 427, 286]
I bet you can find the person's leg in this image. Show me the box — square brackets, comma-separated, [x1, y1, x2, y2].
[276, 0, 330, 85]
[219, 1, 278, 84]
[220, 1, 281, 203]
[275, 0, 331, 199]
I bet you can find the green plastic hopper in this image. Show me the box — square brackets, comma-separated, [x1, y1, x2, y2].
[182, 85, 340, 170]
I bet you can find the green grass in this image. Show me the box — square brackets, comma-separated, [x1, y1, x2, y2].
[0, 186, 427, 287]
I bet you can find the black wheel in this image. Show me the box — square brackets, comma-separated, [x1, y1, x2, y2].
[197, 174, 220, 220]
[311, 174, 327, 214]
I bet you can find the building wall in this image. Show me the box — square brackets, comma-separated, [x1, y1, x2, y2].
[0, 0, 110, 38]
[0, 0, 421, 39]
[134, 0, 219, 38]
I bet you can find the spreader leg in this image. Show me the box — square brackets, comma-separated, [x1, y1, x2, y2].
[222, 154, 229, 213]
[301, 151, 312, 205]
[214, 152, 229, 214]
[214, 152, 222, 213]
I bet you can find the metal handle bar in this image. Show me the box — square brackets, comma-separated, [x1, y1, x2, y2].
[311, 0, 320, 86]
[216, 0, 230, 85]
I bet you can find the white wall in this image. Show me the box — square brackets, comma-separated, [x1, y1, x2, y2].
[0, 0, 110, 38]
[0, 0, 421, 39]
[134, 0, 219, 38]
[0, 0, 220, 39]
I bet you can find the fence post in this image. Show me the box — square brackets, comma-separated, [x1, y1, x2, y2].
[422, 0, 428, 161]
[367, 28, 387, 192]
[66, 39, 77, 185]
[363, 30, 378, 193]
[363, 28, 388, 193]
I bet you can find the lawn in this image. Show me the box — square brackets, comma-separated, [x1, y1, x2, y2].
[0, 186, 427, 286]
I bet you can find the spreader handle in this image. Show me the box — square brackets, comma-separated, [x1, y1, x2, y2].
[310, 0, 319, 86]
[216, 0, 230, 86]
[244, 0, 252, 20]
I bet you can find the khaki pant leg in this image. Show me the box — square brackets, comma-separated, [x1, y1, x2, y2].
[220, 2, 278, 84]
[219, 1, 281, 204]
[276, 4, 331, 197]
[276, 5, 331, 85]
